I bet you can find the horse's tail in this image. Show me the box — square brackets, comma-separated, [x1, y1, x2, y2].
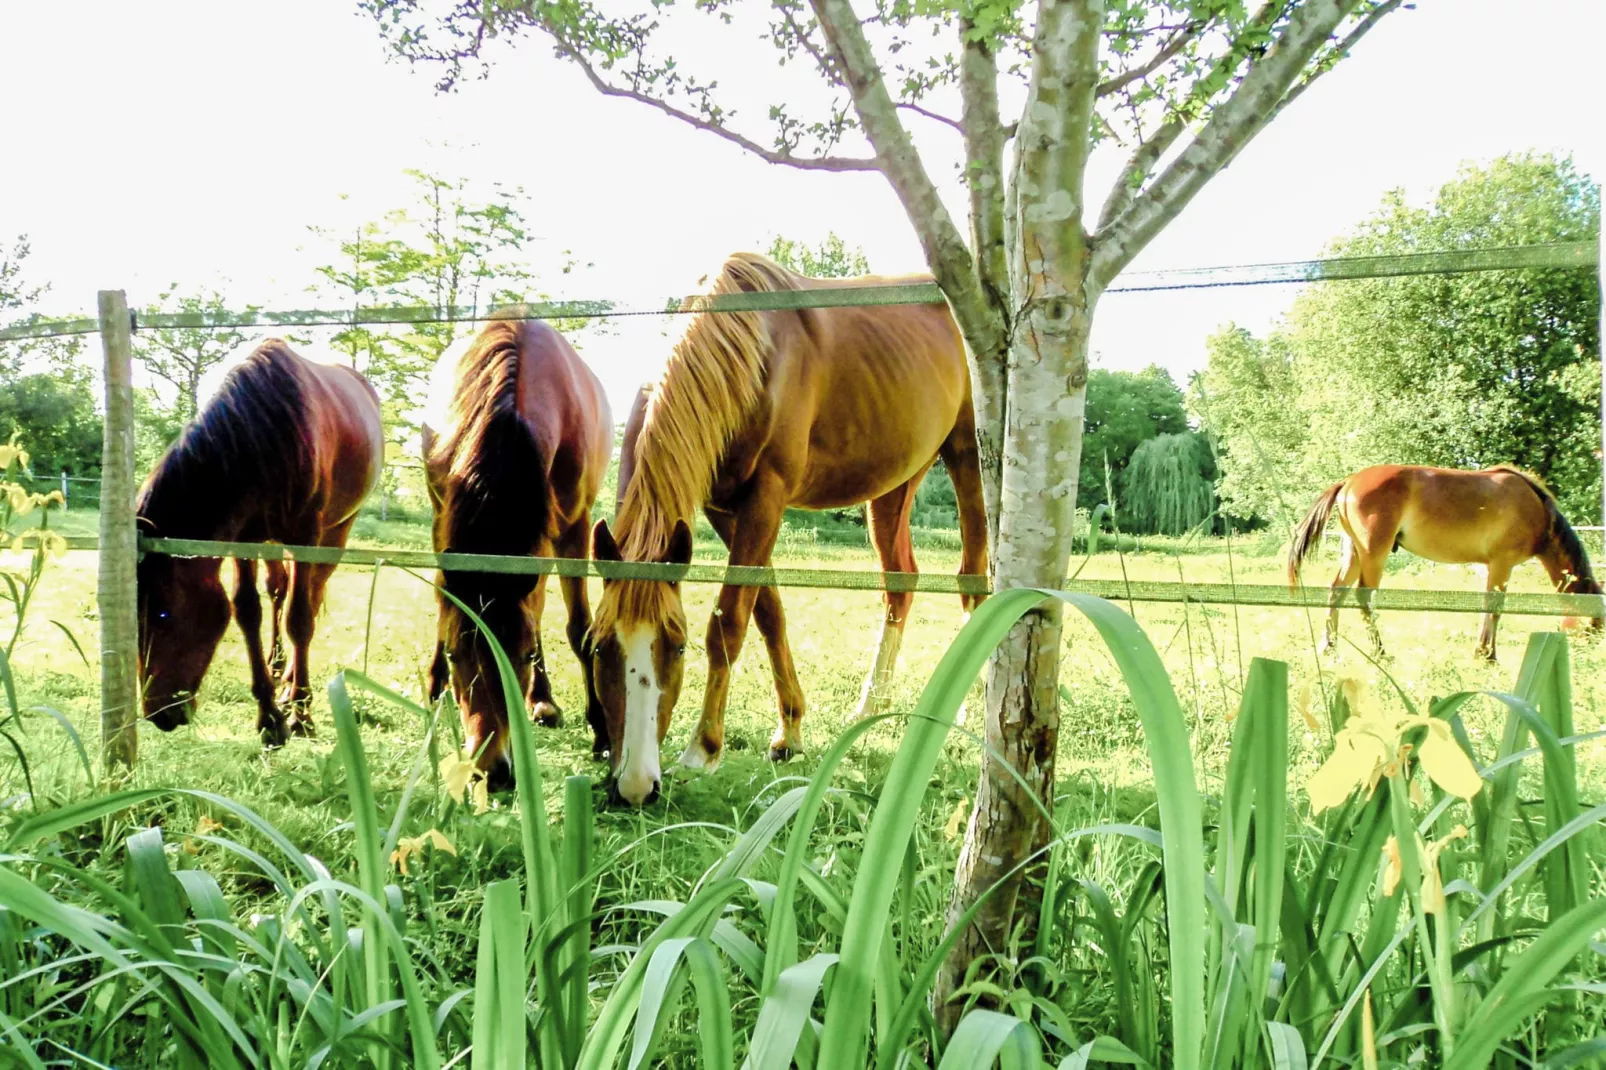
[1496, 465, 1600, 597]
[435, 320, 551, 563]
[1288, 480, 1345, 590]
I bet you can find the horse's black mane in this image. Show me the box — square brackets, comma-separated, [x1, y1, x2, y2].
[136, 340, 315, 538]
[432, 320, 550, 618]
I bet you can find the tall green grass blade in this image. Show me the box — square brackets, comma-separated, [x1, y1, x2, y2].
[328, 673, 394, 1069]
[629, 936, 698, 1070]
[1264, 1022, 1308, 1070]
[562, 775, 594, 1066]
[683, 938, 735, 1070]
[1443, 897, 1606, 1070]
[937, 1009, 1042, 1069]
[744, 953, 838, 1070]
[820, 589, 1204, 1069]
[1057, 1036, 1154, 1069]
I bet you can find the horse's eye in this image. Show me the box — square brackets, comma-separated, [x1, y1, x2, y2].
[676, 645, 686, 655]
[158, 611, 169, 621]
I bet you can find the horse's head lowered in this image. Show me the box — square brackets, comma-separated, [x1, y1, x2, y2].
[589, 517, 693, 806]
[137, 551, 231, 729]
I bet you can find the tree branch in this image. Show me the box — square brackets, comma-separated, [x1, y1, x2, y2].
[1013, 0, 1103, 294]
[1095, 20, 1206, 99]
[1270, 0, 1405, 122]
[558, 43, 879, 172]
[897, 101, 965, 133]
[808, 0, 1008, 356]
[1094, 117, 1184, 235]
[1091, 0, 1391, 289]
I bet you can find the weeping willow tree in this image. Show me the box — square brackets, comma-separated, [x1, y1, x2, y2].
[1124, 431, 1216, 535]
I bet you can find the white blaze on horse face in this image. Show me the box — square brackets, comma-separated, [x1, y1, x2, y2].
[615, 625, 663, 806]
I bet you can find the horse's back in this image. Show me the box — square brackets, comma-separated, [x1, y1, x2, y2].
[293, 352, 384, 522]
[761, 297, 969, 508]
[1345, 464, 1549, 564]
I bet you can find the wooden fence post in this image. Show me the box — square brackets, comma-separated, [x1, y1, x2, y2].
[98, 290, 139, 770]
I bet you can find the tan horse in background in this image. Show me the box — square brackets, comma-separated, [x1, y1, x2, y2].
[1287, 464, 1602, 659]
[592, 252, 989, 806]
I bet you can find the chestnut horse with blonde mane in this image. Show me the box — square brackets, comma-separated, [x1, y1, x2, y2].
[1287, 463, 1602, 659]
[422, 317, 611, 791]
[592, 252, 988, 806]
[137, 340, 383, 744]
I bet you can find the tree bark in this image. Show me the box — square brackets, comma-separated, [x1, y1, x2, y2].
[931, 0, 1104, 1024]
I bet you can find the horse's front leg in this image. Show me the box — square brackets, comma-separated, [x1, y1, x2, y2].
[682, 474, 787, 772]
[556, 517, 608, 760]
[525, 573, 562, 728]
[233, 559, 287, 746]
[265, 560, 289, 678]
[1476, 560, 1514, 661]
[704, 506, 805, 762]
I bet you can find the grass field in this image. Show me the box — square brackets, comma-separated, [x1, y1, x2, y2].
[3, 503, 1603, 1065]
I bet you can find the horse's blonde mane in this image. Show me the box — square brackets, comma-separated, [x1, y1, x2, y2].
[614, 253, 803, 560]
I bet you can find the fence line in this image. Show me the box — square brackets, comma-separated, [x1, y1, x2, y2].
[100, 536, 1602, 619]
[2, 242, 1596, 342]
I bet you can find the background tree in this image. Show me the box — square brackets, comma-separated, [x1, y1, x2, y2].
[1, 236, 98, 482]
[310, 170, 604, 497]
[1080, 366, 1189, 513]
[0, 372, 102, 481]
[134, 287, 262, 424]
[1123, 431, 1216, 535]
[766, 231, 872, 277]
[1198, 153, 1602, 524]
[364, 0, 1410, 1029]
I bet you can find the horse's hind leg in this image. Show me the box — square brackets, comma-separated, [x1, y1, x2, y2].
[1356, 550, 1388, 657]
[1323, 535, 1360, 654]
[704, 506, 805, 762]
[856, 471, 927, 721]
[234, 558, 287, 746]
[940, 419, 990, 614]
[1476, 558, 1514, 661]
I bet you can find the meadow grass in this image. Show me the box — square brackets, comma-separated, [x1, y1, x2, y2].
[2, 506, 1603, 1066]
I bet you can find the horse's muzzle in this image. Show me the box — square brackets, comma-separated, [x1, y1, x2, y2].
[145, 693, 195, 731]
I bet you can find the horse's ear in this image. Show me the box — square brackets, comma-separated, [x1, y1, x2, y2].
[665, 519, 693, 567]
[593, 519, 620, 563]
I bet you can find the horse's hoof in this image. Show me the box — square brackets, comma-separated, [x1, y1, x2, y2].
[767, 742, 799, 763]
[287, 715, 315, 738]
[532, 702, 563, 729]
[678, 739, 722, 773]
[259, 723, 288, 749]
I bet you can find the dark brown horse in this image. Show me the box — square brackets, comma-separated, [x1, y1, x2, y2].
[421, 317, 611, 790]
[137, 340, 383, 743]
[592, 252, 989, 806]
[1288, 464, 1603, 659]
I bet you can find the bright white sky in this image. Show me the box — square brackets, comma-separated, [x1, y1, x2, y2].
[1, 0, 1600, 415]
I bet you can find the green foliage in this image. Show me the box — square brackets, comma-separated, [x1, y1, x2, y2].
[308, 171, 599, 489]
[0, 234, 84, 382]
[134, 287, 263, 424]
[3, 576, 1600, 1066]
[0, 371, 102, 479]
[765, 233, 871, 278]
[1197, 153, 1603, 524]
[1081, 366, 1189, 513]
[1122, 432, 1215, 536]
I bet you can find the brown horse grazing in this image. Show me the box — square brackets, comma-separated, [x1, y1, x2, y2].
[136, 340, 383, 744]
[592, 252, 989, 806]
[1288, 464, 1603, 659]
[421, 317, 612, 791]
